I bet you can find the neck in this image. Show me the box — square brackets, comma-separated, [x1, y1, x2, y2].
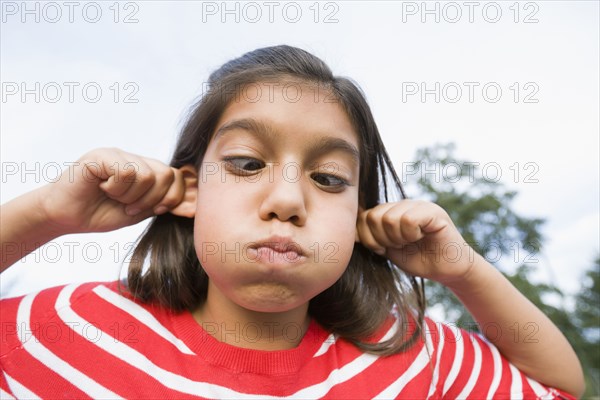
[191, 283, 311, 351]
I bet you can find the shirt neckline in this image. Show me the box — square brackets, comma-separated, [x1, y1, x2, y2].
[171, 310, 329, 375]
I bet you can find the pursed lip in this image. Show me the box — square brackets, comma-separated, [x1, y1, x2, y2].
[248, 236, 306, 257]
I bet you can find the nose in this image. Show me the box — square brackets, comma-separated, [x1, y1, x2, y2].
[258, 169, 307, 225]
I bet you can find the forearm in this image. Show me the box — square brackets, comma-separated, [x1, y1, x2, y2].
[448, 252, 584, 397]
[0, 187, 60, 272]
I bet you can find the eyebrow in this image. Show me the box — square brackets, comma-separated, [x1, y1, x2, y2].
[214, 118, 360, 165]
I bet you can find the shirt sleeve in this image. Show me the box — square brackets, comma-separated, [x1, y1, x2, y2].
[425, 319, 576, 399]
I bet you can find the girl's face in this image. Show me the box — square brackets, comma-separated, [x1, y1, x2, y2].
[194, 82, 360, 314]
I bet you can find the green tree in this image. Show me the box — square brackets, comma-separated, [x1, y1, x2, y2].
[407, 143, 597, 397]
[407, 143, 546, 326]
[574, 256, 600, 397]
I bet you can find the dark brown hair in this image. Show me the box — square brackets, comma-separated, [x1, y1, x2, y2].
[126, 45, 425, 355]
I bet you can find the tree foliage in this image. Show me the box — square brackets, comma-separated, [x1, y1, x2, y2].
[574, 256, 600, 396]
[409, 143, 598, 397]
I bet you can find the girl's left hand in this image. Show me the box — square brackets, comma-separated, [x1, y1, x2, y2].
[356, 200, 476, 285]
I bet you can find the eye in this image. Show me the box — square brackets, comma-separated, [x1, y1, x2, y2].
[223, 157, 265, 173]
[311, 173, 349, 190]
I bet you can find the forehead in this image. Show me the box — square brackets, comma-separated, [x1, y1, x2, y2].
[213, 81, 360, 148]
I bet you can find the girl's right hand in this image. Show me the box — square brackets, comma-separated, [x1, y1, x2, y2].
[37, 147, 191, 236]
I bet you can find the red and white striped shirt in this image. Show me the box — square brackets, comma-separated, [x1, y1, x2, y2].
[0, 281, 573, 399]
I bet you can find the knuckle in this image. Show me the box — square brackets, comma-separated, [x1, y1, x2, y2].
[157, 167, 176, 185]
[159, 193, 180, 208]
[135, 170, 156, 186]
[400, 212, 417, 226]
[365, 211, 379, 226]
[381, 213, 396, 229]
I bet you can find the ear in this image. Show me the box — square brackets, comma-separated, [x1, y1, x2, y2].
[170, 164, 198, 218]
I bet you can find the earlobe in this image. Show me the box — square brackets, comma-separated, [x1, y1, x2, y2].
[170, 164, 198, 218]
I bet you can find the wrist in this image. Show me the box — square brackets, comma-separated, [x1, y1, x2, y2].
[32, 185, 67, 238]
[444, 252, 498, 296]
[0, 187, 63, 272]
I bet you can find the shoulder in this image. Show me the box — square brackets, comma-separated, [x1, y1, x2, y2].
[1, 280, 126, 319]
[326, 316, 574, 399]
[0, 281, 166, 357]
[0, 281, 114, 322]
[415, 318, 576, 400]
[0, 281, 194, 398]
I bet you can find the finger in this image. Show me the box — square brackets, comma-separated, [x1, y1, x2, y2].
[398, 207, 426, 244]
[111, 157, 158, 205]
[156, 167, 185, 214]
[168, 167, 198, 217]
[399, 202, 447, 243]
[122, 160, 177, 215]
[381, 204, 413, 245]
[150, 168, 185, 215]
[96, 153, 152, 201]
[356, 208, 387, 255]
[364, 204, 399, 249]
[98, 168, 135, 198]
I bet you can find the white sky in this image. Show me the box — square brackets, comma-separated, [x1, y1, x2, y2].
[1, 1, 598, 301]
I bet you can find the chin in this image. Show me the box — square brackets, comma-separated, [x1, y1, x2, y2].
[236, 286, 309, 313]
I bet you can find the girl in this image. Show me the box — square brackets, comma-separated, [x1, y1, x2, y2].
[0, 45, 584, 398]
